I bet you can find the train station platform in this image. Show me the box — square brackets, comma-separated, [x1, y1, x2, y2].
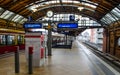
[0, 40, 120, 75]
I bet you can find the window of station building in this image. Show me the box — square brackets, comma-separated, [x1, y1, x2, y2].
[0, 35, 6, 45]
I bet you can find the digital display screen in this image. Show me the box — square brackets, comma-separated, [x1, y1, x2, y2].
[57, 23, 78, 28]
[23, 23, 42, 28]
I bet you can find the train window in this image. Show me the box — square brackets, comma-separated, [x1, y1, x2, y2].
[0, 35, 6, 45]
[118, 38, 120, 46]
[18, 35, 24, 44]
[7, 35, 15, 45]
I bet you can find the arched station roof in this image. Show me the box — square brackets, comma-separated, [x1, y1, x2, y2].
[0, 0, 120, 35]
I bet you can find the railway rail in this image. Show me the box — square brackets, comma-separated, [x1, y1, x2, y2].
[83, 42, 120, 72]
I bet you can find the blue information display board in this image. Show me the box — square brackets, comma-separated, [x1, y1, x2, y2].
[57, 23, 78, 28]
[24, 23, 42, 28]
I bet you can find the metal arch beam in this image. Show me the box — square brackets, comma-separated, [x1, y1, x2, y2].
[30, 5, 99, 20]
[27, 0, 118, 22]
[1, 0, 116, 20]
[35, 3, 96, 12]
[27, 0, 98, 8]
[27, 0, 112, 12]
[28, 2, 114, 20]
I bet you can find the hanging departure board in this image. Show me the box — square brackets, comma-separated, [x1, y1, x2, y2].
[57, 23, 78, 28]
[24, 22, 42, 28]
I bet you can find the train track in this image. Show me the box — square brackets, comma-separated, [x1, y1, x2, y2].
[82, 42, 120, 72]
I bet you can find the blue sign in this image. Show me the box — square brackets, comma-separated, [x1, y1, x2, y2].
[57, 23, 78, 28]
[69, 15, 75, 21]
[24, 23, 42, 28]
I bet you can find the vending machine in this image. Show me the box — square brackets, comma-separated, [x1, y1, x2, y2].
[25, 32, 45, 67]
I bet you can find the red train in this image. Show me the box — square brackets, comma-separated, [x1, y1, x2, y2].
[0, 32, 25, 54]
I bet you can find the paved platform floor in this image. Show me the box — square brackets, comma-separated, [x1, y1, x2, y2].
[0, 40, 119, 75]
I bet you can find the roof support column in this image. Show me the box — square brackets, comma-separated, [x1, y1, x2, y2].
[47, 23, 52, 56]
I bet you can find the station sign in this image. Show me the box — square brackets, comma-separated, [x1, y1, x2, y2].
[69, 15, 75, 21]
[24, 22, 42, 28]
[57, 23, 78, 28]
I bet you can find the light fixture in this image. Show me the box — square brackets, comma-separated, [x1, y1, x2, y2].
[78, 7, 84, 11]
[32, 8, 38, 12]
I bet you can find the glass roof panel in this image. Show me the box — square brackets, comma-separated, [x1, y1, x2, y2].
[100, 19, 108, 24]
[111, 7, 120, 18]
[0, 7, 4, 12]
[0, 10, 11, 19]
[100, 4, 120, 25]
[0, 7, 5, 16]
[28, 0, 97, 12]
[12, 15, 23, 22]
[12, 15, 20, 21]
[3, 12, 15, 20]
[0, 7, 27, 24]
[0, 10, 15, 20]
[14, 16, 23, 22]
[19, 18, 28, 24]
[105, 14, 116, 22]
[103, 17, 112, 24]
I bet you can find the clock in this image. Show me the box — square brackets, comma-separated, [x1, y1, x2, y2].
[46, 11, 53, 17]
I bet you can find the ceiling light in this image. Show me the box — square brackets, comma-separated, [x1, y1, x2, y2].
[78, 7, 84, 11]
[32, 8, 38, 12]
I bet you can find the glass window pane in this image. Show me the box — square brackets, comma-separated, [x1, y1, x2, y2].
[111, 7, 120, 18]
[0, 10, 15, 20]
[3, 12, 15, 20]
[0, 7, 4, 15]
[100, 19, 108, 24]
[0, 35, 6, 45]
[110, 12, 119, 20]
[12, 15, 23, 22]
[12, 15, 20, 21]
[18, 35, 24, 44]
[0, 7, 4, 11]
[7, 35, 15, 45]
[105, 14, 116, 22]
[103, 16, 111, 23]
[104, 17, 112, 24]
[0, 10, 10, 18]
[19, 18, 28, 24]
